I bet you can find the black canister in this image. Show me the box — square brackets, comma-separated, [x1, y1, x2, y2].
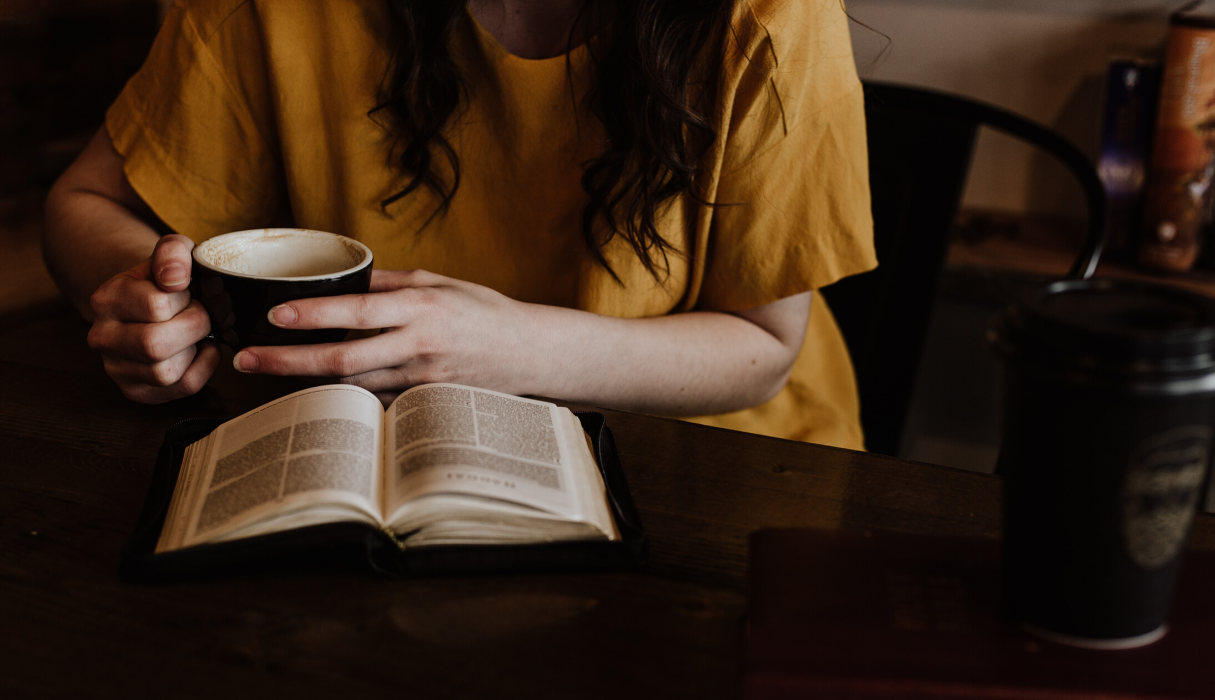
[990, 278, 1215, 648]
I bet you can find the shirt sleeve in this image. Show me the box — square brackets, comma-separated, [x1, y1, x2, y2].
[105, 0, 285, 243]
[696, 0, 877, 312]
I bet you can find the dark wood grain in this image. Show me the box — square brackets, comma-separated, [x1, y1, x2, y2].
[1, 310, 1212, 699]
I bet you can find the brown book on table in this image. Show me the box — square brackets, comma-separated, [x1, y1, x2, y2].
[745, 529, 1215, 699]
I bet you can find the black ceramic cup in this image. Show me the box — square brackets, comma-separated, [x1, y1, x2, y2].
[989, 278, 1215, 649]
[190, 228, 373, 350]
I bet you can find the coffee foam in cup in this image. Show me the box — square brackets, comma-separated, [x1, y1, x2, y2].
[194, 229, 367, 279]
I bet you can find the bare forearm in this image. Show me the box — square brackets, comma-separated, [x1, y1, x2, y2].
[519, 303, 804, 415]
[43, 129, 163, 319]
[44, 189, 160, 317]
[234, 269, 811, 417]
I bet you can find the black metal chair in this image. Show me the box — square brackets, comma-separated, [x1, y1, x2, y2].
[819, 81, 1107, 456]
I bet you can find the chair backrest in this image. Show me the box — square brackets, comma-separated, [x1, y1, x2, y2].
[820, 81, 1107, 456]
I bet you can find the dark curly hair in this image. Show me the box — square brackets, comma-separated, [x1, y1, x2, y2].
[370, 0, 734, 281]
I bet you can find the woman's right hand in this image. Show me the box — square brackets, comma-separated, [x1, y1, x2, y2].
[86, 234, 221, 403]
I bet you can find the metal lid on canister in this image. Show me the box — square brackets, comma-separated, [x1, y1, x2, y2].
[989, 279, 1215, 395]
[1172, 2, 1215, 30]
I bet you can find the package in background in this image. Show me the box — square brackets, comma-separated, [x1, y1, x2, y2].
[1139, 3, 1215, 273]
[1098, 58, 1160, 261]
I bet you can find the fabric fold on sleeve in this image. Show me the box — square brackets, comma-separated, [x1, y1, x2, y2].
[105, 0, 284, 243]
[695, 0, 876, 312]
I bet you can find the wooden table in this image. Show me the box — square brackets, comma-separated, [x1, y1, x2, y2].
[3, 310, 1213, 699]
[943, 211, 1215, 303]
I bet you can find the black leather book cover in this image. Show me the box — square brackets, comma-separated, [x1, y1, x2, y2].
[121, 412, 647, 581]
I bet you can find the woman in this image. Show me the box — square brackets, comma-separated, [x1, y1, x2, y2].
[43, 0, 875, 449]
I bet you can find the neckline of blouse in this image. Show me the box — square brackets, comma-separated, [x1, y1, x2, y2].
[465, 8, 591, 65]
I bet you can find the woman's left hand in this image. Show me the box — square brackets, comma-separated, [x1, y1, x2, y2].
[231, 267, 810, 416]
[232, 269, 541, 400]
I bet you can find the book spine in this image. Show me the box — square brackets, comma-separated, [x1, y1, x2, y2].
[1098, 58, 1160, 261]
[1138, 17, 1215, 272]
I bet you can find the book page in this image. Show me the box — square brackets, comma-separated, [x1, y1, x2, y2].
[383, 384, 584, 523]
[158, 384, 385, 552]
[392, 408, 620, 547]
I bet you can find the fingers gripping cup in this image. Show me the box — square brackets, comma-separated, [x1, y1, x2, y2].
[191, 229, 373, 350]
[990, 279, 1215, 649]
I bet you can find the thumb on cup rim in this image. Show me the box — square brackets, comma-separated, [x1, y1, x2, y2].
[151, 234, 196, 291]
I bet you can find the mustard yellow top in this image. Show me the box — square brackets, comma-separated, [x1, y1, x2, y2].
[106, 0, 877, 449]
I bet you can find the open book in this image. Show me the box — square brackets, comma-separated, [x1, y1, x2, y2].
[156, 383, 621, 554]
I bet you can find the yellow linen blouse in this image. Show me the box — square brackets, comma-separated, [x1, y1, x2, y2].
[105, 0, 877, 449]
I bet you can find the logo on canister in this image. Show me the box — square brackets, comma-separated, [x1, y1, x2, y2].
[1122, 425, 1211, 569]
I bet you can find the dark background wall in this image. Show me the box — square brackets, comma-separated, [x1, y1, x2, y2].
[0, 0, 159, 326]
